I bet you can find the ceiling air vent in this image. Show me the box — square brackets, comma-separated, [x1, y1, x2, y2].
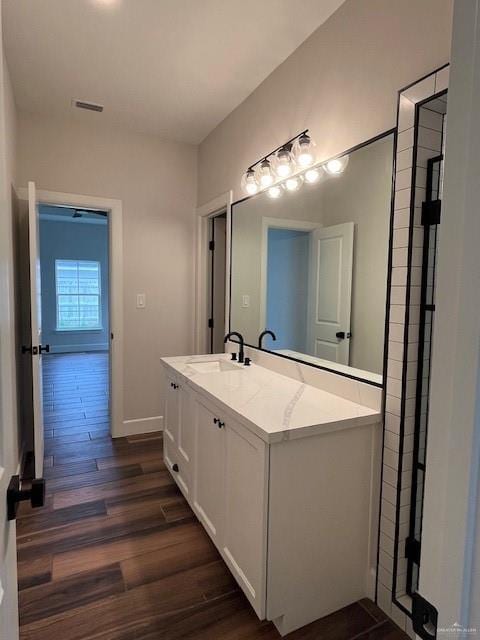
[73, 99, 104, 113]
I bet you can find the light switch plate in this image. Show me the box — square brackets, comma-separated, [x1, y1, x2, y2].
[136, 293, 146, 309]
[242, 294, 250, 308]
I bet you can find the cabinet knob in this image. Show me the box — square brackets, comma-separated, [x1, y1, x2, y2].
[172, 463, 179, 472]
[213, 417, 218, 424]
[218, 421, 225, 429]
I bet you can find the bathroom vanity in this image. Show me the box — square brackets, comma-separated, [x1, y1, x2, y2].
[161, 352, 381, 636]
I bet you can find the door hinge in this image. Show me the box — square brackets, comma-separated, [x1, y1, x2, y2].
[209, 240, 215, 251]
[110, 332, 114, 340]
[421, 200, 441, 226]
[412, 593, 438, 640]
[405, 536, 421, 565]
[208, 318, 214, 329]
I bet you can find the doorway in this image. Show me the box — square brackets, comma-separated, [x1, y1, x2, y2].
[39, 205, 111, 452]
[208, 211, 227, 353]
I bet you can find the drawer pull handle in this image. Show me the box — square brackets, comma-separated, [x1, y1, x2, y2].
[218, 421, 225, 429]
[172, 463, 179, 472]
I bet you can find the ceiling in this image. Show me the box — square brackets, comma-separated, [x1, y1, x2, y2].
[3, 0, 345, 144]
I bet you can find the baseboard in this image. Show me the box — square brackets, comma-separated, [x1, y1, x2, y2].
[114, 415, 164, 438]
[51, 344, 109, 354]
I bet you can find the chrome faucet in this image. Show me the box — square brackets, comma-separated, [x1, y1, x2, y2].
[224, 331, 245, 363]
[258, 329, 277, 350]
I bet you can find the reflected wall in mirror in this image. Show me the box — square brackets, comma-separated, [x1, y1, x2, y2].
[230, 132, 395, 384]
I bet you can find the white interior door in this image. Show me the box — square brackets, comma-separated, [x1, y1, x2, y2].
[28, 181, 44, 478]
[307, 222, 354, 365]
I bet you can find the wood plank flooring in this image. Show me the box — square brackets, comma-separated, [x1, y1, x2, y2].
[17, 352, 409, 639]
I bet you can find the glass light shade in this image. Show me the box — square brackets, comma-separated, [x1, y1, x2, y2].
[241, 168, 258, 195]
[257, 159, 275, 188]
[293, 133, 316, 168]
[325, 155, 349, 175]
[285, 175, 303, 192]
[267, 185, 283, 199]
[304, 167, 321, 184]
[273, 146, 295, 178]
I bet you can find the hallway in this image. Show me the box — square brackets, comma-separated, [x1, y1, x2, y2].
[12, 356, 408, 639]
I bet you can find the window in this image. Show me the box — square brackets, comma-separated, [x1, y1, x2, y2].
[56, 260, 101, 330]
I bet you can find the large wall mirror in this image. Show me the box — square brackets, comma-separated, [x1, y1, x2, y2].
[230, 131, 395, 385]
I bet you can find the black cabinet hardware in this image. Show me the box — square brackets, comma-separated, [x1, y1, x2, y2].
[213, 417, 218, 424]
[39, 344, 50, 354]
[170, 382, 178, 389]
[217, 421, 225, 429]
[7, 475, 45, 521]
[172, 463, 179, 472]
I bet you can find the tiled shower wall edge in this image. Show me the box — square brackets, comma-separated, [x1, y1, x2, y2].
[376, 65, 449, 636]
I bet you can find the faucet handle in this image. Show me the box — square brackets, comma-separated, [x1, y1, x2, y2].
[244, 357, 251, 366]
[231, 352, 237, 361]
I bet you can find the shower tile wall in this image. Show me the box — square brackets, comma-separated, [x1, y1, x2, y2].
[377, 66, 448, 636]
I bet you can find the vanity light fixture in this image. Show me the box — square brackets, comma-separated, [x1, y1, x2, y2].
[325, 155, 349, 175]
[292, 132, 316, 167]
[257, 159, 275, 188]
[241, 168, 259, 195]
[240, 129, 349, 199]
[273, 145, 295, 178]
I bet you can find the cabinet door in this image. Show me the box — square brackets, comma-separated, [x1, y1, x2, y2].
[193, 399, 225, 544]
[173, 385, 194, 496]
[164, 376, 179, 446]
[222, 420, 268, 617]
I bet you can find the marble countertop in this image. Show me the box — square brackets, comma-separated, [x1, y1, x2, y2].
[161, 354, 381, 444]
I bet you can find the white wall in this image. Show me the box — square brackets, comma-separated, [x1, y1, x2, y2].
[16, 113, 197, 424]
[198, 0, 453, 206]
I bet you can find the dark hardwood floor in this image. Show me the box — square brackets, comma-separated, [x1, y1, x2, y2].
[17, 352, 409, 639]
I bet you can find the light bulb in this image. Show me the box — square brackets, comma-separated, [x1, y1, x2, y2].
[274, 146, 294, 178]
[267, 185, 282, 199]
[241, 168, 258, 195]
[293, 133, 316, 168]
[325, 155, 349, 175]
[285, 176, 302, 191]
[258, 159, 274, 188]
[305, 168, 321, 184]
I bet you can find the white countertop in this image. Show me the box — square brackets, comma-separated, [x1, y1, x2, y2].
[161, 354, 381, 444]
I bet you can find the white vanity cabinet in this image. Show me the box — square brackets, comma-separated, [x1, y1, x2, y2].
[192, 395, 268, 617]
[161, 357, 381, 636]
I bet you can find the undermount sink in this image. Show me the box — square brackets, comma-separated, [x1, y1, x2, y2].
[187, 359, 242, 374]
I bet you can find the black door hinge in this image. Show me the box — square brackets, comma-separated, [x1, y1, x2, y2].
[422, 200, 441, 226]
[405, 536, 421, 565]
[208, 318, 214, 329]
[412, 593, 438, 640]
[209, 240, 215, 251]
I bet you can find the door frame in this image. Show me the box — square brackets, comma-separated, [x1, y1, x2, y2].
[17, 188, 124, 439]
[259, 217, 320, 334]
[419, 0, 480, 632]
[195, 191, 232, 354]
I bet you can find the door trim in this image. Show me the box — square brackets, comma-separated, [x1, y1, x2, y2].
[195, 192, 233, 354]
[17, 188, 124, 439]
